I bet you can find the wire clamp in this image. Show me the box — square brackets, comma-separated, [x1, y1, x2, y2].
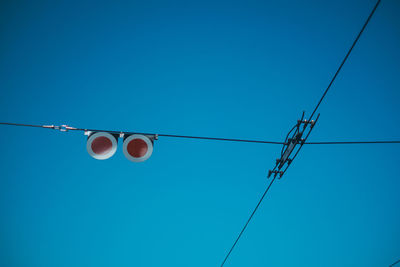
[267, 111, 320, 180]
[60, 125, 76, 132]
[43, 124, 76, 132]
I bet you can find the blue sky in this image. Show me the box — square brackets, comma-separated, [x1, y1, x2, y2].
[0, 0, 399, 266]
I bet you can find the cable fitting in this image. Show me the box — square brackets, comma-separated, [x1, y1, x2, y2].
[268, 170, 283, 178]
[268, 111, 320, 179]
[43, 124, 76, 132]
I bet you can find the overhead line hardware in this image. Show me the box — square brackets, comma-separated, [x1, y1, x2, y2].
[307, 0, 382, 123]
[268, 112, 319, 179]
[43, 124, 77, 132]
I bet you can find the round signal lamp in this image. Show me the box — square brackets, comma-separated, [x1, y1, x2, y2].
[123, 134, 153, 162]
[86, 132, 118, 160]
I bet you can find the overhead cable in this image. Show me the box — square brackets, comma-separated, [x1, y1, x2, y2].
[1, 122, 399, 145]
[0, 122, 284, 144]
[390, 259, 400, 267]
[220, 176, 277, 267]
[307, 0, 381, 122]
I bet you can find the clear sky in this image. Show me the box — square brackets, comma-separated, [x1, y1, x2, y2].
[0, 0, 399, 266]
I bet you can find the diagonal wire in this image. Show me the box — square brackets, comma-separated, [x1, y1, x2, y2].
[220, 176, 277, 267]
[307, 0, 381, 122]
[390, 259, 400, 267]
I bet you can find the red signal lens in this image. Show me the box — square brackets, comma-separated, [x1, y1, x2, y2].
[127, 138, 148, 158]
[91, 136, 113, 155]
[123, 134, 153, 162]
[87, 132, 117, 160]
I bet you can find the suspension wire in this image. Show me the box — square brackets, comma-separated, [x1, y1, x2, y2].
[307, 0, 381, 122]
[0, 122, 45, 128]
[1, 122, 399, 145]
[220, 176, 277, 267]
[157, 134, 285, 144]
[73, 126, 286, 144]
[0, 122, 285, 144]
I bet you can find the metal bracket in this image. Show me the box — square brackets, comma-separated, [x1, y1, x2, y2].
[268, 170, 283, 178]
[267, 111, 320, 180]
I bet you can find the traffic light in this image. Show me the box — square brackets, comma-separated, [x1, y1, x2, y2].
[86, 132, 118, 160]
[122, 134, 154, 162]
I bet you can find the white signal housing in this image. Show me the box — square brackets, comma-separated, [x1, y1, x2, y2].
[86, 132, 118, 160]
[123, 134, 153, 162]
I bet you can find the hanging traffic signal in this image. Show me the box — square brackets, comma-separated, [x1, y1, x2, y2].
[86, 132, 118, 160]
[123, 134, 154, 162]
